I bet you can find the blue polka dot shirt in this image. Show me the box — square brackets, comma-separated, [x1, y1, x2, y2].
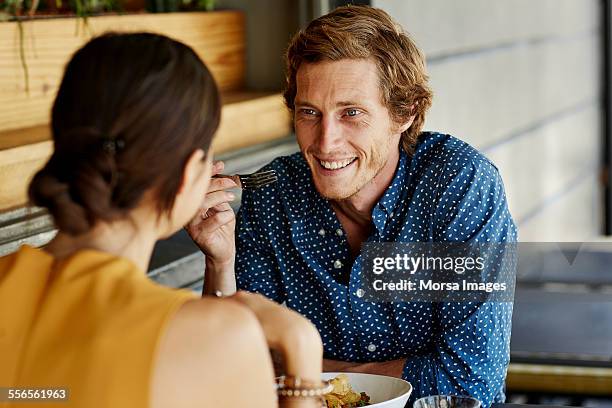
[235, 132, 518, 407]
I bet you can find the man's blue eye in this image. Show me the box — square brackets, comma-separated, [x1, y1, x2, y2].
[302, 109, 316, 115]
[346, 109, 360, 117]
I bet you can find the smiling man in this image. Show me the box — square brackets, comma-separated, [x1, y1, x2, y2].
[190, 5, 517, 407]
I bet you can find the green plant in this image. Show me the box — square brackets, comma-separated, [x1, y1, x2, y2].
[146, 0, 213, 13]
[197, 0, 213, 11]
[0, 0, 40, 20]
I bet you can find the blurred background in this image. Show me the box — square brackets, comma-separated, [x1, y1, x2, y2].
[1, 0, 611, 406]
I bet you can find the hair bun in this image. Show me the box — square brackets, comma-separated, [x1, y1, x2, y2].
[29, 168, 92, 235]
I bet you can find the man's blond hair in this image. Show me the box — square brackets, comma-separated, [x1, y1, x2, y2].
[284, 5, 433, 153]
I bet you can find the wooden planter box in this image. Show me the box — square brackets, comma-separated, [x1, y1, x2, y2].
[0, 11, 291, 212]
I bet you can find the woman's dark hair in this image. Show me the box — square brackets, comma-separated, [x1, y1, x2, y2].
[29, 32, 221, 235]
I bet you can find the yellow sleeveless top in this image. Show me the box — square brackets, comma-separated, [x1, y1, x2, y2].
[0, 245, 197, 408]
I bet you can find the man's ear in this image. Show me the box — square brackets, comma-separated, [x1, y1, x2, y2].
[397, 115, 415, 134]
[177, 149, 206, 195]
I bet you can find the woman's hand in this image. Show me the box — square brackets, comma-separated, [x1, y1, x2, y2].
[185, 161, 237, 265]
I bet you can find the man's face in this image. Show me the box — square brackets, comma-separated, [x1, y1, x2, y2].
[294, 58, 408, 200]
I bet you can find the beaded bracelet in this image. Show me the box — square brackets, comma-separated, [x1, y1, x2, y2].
[275, 375, 333, 397]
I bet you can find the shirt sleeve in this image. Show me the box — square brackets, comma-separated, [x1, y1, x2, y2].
[234, 189, 287, 304]
[402, 158, 516, 407]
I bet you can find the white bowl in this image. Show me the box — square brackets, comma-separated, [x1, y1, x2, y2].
[322, 372, 412, 408]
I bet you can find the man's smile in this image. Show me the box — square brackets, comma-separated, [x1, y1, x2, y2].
[315, 157, 358, 172]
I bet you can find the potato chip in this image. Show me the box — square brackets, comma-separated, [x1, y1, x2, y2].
[324, 374, 371, 407]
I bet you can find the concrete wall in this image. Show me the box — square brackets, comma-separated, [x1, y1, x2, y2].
[216, 0, 299, 90]
[373, 0, 604, 241]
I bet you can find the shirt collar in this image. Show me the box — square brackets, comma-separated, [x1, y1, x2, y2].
[377, 148, 410, 215]
[369, 149, 409, 234]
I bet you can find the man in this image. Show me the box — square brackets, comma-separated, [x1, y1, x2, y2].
[188, 5, 516, 407]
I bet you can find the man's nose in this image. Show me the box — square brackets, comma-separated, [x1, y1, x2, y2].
[317, 116, 343, 153]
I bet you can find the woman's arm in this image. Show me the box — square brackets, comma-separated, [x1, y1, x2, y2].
[151, 297, 324, 408]
[150, 298, 275, 407]
[229, 291, 323, 381]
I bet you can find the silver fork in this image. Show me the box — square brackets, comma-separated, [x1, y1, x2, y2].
[214, 169, 278, 189]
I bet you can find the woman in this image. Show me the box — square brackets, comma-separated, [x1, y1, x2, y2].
[0, 33, 324, 408]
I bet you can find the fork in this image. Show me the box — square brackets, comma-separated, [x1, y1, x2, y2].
[214, 169, 278, 189]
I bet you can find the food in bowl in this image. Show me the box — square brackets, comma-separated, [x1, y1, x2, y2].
[324, 374, 371, 407]
[322, 372, 412, 408]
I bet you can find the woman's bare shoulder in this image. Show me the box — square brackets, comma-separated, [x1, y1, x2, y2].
[150, 298, 276, 408]
[171, 297, 251, 330]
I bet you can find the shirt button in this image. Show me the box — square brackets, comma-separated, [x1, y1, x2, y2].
[333, 260, 343, 269]
[367, 344, 377, 352]
[335, 228, 343, 236]
[318, 228, 326, 236]
[356, 289, 364, 298]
